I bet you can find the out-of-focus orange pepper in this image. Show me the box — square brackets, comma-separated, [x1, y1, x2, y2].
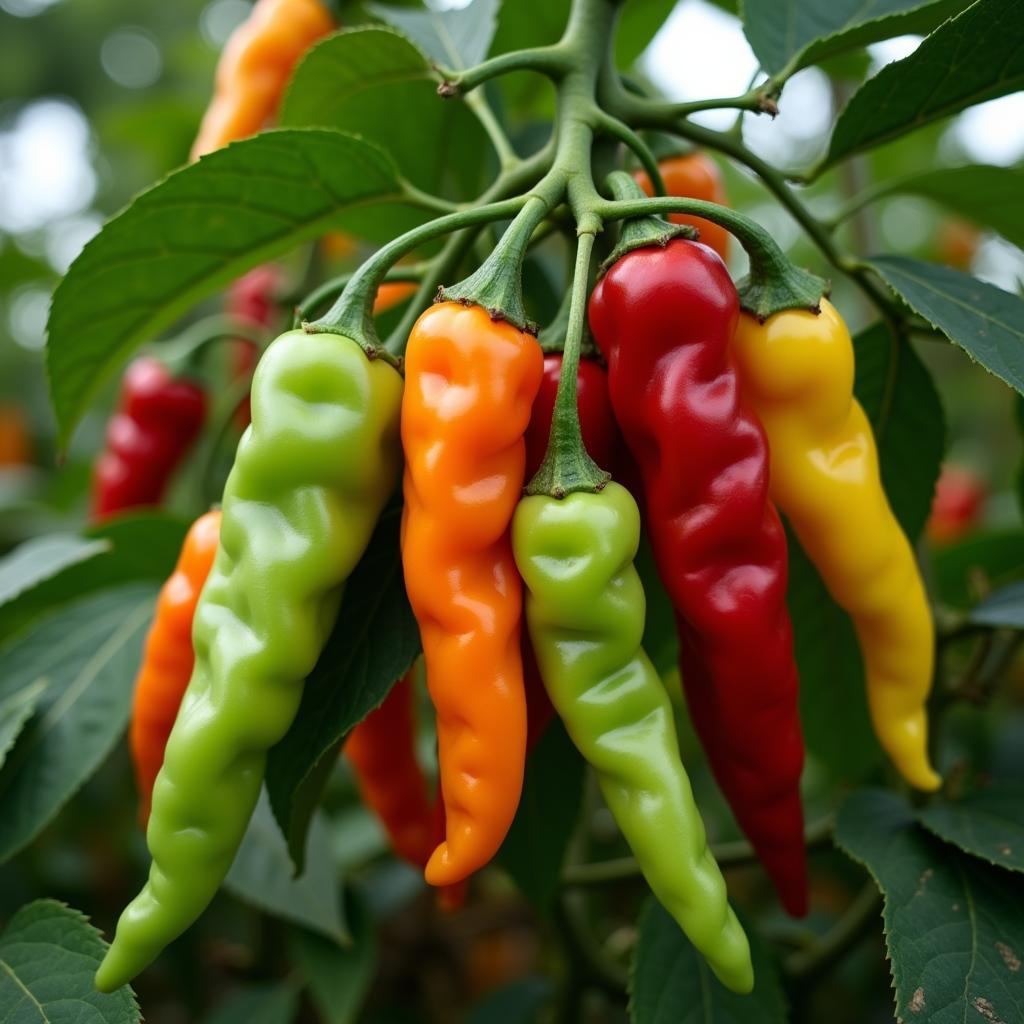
[634, 153, 730, 263]
[0, 405, 31, 465]
[936, 219, 981, 272]
[374, 281, 417, 314]
[130, 510, 221, 825]
[190, 0, 334, 161]
[400, 302, 543, 887]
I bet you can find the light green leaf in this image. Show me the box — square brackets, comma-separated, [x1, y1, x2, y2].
[919, 784, 1024, 871]
[203, 983, 299, 1024]
[869, 256, 1024, 395]
[743, 0, 967, 78]
[630, 900, 787, 1022]
[0, 678, 46, 774]
[0, 900, 140, 1021]
[837, 789, 1024, 1024]
[820, 0, 1024, 169]
[969, 581, 1024, 629]
[0, 534, 108, 609]
[0, 585, 157, 863]
[366, 0, 499, 69]
[224, 789, 348, 945]
[46, 129, 405, 446]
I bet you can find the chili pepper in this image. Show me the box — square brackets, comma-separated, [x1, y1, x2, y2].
[401, 302, 543, 887]
[731, 300, 940, 790]
[190, 0, 334, 160]
[513, 481, 754, 993]
[635, 153, 730, 262]
[927, 464, 985, 545]
[95, 329, 403, 992]
[589, 238, 807, 917]
[345, 670, 436, 868]
[374, 282, 417, 314]
[130, 510, 221, 826]
[0, 404, 31, 465]
[227, 265, 280, 428]
[91, 358, 207, 522]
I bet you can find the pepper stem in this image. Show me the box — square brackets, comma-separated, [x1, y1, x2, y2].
[601, 170, 694, 268]
[526, 230, 610, 498]
[438, 195, 551, 333]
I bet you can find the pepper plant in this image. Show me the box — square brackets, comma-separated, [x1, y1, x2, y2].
[1, 0, 1024, 1021]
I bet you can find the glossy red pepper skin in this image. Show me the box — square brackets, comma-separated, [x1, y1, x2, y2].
[589, 238, 807, 917]
[91, 358, 207, 521]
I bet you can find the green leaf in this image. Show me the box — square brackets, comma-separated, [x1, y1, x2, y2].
[933, 529, 1024, 608]
[743, 0, 967, 78]
[289, 889, 377, 1024]
[203, 983, 299, 1024]
[820, 0, 1024, 169]
[636, 535, 678, 676]
[0, 678, 46, 774]
[869, 256, 1024, 396]
[919, 784, 1024, 872]
[853, 322, 945, 540]
[466, 976, 556, 1024]
[224, 789, 347, 944]
[281, 27, 487, 202]
[497, 720, 584, 909]
[846, 166, 1024, 250]
[0, 514, 187, 644]
[630, 900, 787, 1023]
[0, 900, 140, 1022]
[46, 129, 404, 446]
[969, 581, 1024, 629]
[366, 0, 499, 69]
[836, 789, 1024, 1024]
[266, 505, 421, 871]
[0, 585, 157, 863]
[0, 534, 108, 609]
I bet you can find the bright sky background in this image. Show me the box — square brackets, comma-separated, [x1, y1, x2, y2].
[1, 0, 1022, 349]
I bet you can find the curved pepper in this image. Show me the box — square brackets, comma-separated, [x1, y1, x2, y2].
[92, 358, 207, 522]
[96, 329, 403, 991]
[401, 302, 543, 887]
[731, 300, 939, 790]
[513, 482, 754, 993]
[191, 0, 334, 161]
[130, 510, 221, 826]
[635, 153, 730, 262]
[589, 239, 807, 917]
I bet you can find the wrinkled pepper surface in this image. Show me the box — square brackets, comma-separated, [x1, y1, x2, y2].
[401, 302, 542, 887]
[130, 510, 221, 826]
[96, 329, 402, 991]
[731, 300, 939, 790]
[513, 482, 754, 993]
[92, 358, 207, 522]
[589, 238, 807, 916]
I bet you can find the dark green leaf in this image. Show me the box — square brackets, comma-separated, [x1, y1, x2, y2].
[281, 27, 487, 201]
[289, 890, 377, 1024]
[0, 514, 187, 644]
[636, 535, 678, 676]
[969, 581, 1024, 629]
[849, 166, 1024, 250]
[0, 534, 108, 608]
[0, 678, 46, 774]
[497, 720, 584, 909]
[46, 129, 404, 446]
[630, 900, 787, 1023]
[853, 322, 945, 540]
[203, 983, 299, 1024]
[0, 900, 140, 1022]
[932, 529, 1024, 608]
[466, 976, 556, 1024]
[266, 505, 421, 871]
[224, 790, 347, 944]
[613, 1, 679, 67]
[919, 784, 1024, 872]
[365, 0, 499, 69]
[870, 256, 1024, 396]
[744, 0, 966, 78]
[821, 0, 1024, 169]
[836, 788, 1024, 1024]
[0, 585, 157, 863]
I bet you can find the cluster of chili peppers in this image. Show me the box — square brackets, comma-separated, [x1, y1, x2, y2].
[94, 0, 939, 997]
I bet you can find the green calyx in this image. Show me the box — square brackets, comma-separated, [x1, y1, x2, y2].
[599, 170, 695, 274]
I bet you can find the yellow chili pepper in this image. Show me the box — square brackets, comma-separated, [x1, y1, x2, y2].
[731, 300, 940, 791]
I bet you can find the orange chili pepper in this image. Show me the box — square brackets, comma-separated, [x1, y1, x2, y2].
[191, 0, 334, 161]
[129, 510, 221, 825]
[374, 281, 417, 314]
[634, 152, 730, 262]
[400, 302, 543, 887]
[0, 404, 31, 466]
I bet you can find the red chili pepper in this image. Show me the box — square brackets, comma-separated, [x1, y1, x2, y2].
[91, 358, 207, 522]
[589, 238, 807, 917]
[227, 265, 280, 428]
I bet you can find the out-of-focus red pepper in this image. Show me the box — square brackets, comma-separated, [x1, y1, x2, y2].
[927, 464, 986, 545]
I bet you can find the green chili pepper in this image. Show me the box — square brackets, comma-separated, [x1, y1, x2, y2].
[95, 330, 403, 992]
[512, 481, 754, 994]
